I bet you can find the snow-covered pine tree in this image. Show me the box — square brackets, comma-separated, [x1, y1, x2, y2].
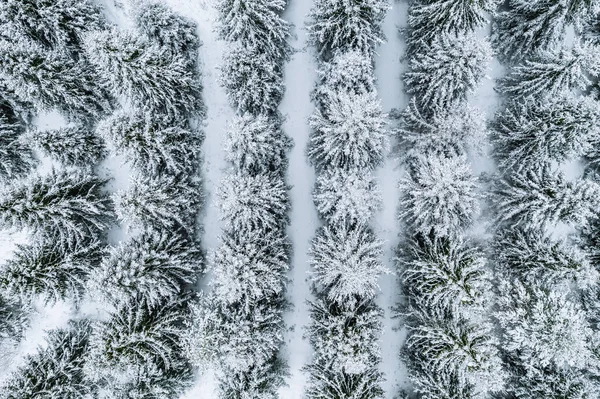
[405, 310, 504, 393]
[210, 229, 289, 310]
[406, 0, 499, 51]
[185, 293, 284, 376]
[497, 42, 600, 99]
[491, 165, 600, 230]
[313, 168, 382, 227]
[583, 11, 600, 45]
[511, 365, 599, 399]
[306, 0, 389, 57]
[85, 296, 193, 396]
[1, 320, 95, 399]
[27, 126, 106, 167]
[220, 45, 285, 116]
[494, 228, 598, 288]
[2, 237, 103, 304]
[399, 154, 479, 236]
[493, 0, 599, 62]
[308, 89, 388, 172]
[313, 50, 376, 104]
[134, 1, 200, 61]
[0, 0, 105, 50]
[89, 230, 201, 308]
[309, 224, 385, 306]
[0, 295, 28, 352]
[218, 171, 289, 233]
[491, 94, 600, 170]
[0, 169, 113, 247]
[407, 367, 475, 399]
[218, 361, 285, 399]
[0, 114, 36, 182]
[496, 280, 597, 372]
[396, 98, 487, 161]
[306, 299, 383, 377]
[216, 0, 291, 60]
[404, 32, 492, 110]
[224, 113, 292, 175]
[113, 173, 200, 238]
[97, 110, 201, 176]
[84, 28, 200, 118]
[0, 39, 112, 119]
[400, 231, 490, 313]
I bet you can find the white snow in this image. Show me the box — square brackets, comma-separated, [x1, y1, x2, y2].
[373, 1, 409, 396]
[278, 0, 320, 396]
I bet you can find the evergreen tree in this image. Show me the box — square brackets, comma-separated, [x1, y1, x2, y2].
[113, 173, 200, 237]
[0, 169, 113, 247]
[400, 154, 479, 236]
[218, 172, 289, 233]
[85, 297, 192, 396]
[2, 320, 95, 399]
[491, 94, 600, 170]
[306, 0, 389, 57]
[496, 280, 596, 371]
[310, 224, 385, 306]
[494, 228, 598, 288]
[0, 114, 37, 182]
[407, 367, 475, 399]
[511, 366, 599, 399]
[308, 90, 388, 171]
[220, 45, 285, 115]
[396, 98, 487, 161]
[97, 110, 201, 176]
[582, 12, 600, 45]
[0, 295, 28, 352]
[0, 0, 105, 50]
[313, 50, 377, 103]
[210, 229, 289, 310]
[306, 361, 384, 399]
[84, 28, 201, 118]
[0, 39, 112, 118]
[404, 32, 492, 110]
[2, 237, 103, 304]
[27, 126, 106, 167]
[497, 43, 600, 99]
[185, 294, 284, 374]
[219, 361, 284, 399]
[401, 231, 490, 313]
[135, 2, 200, 61]
[406, 0, 499, 51]
[224, 113, 291, 174]
[313, 168, 382, 227]
[216, 0, 291, 60]
[493, 0, 598, 62]
[306, 299, 383, 376]
[406, 311, 504, 393]
[492, 165, 600, 230]
[89, 231, 201, 308]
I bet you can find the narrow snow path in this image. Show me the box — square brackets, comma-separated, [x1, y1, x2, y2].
[278, 0, 319, 397]
[373, 2, 409, 396]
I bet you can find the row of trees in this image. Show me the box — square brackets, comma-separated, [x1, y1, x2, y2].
[0, 1, 205, 398]
[396, 1, 502, 398]
[304, 1, 390, 398]
[183, 1, 293, 397]
[0, 0, 114, 396]
[490, 1, 600, 397]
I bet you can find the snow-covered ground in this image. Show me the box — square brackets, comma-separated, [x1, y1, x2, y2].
[278, 0, 319, 396]
[373, 2, 409, 396]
